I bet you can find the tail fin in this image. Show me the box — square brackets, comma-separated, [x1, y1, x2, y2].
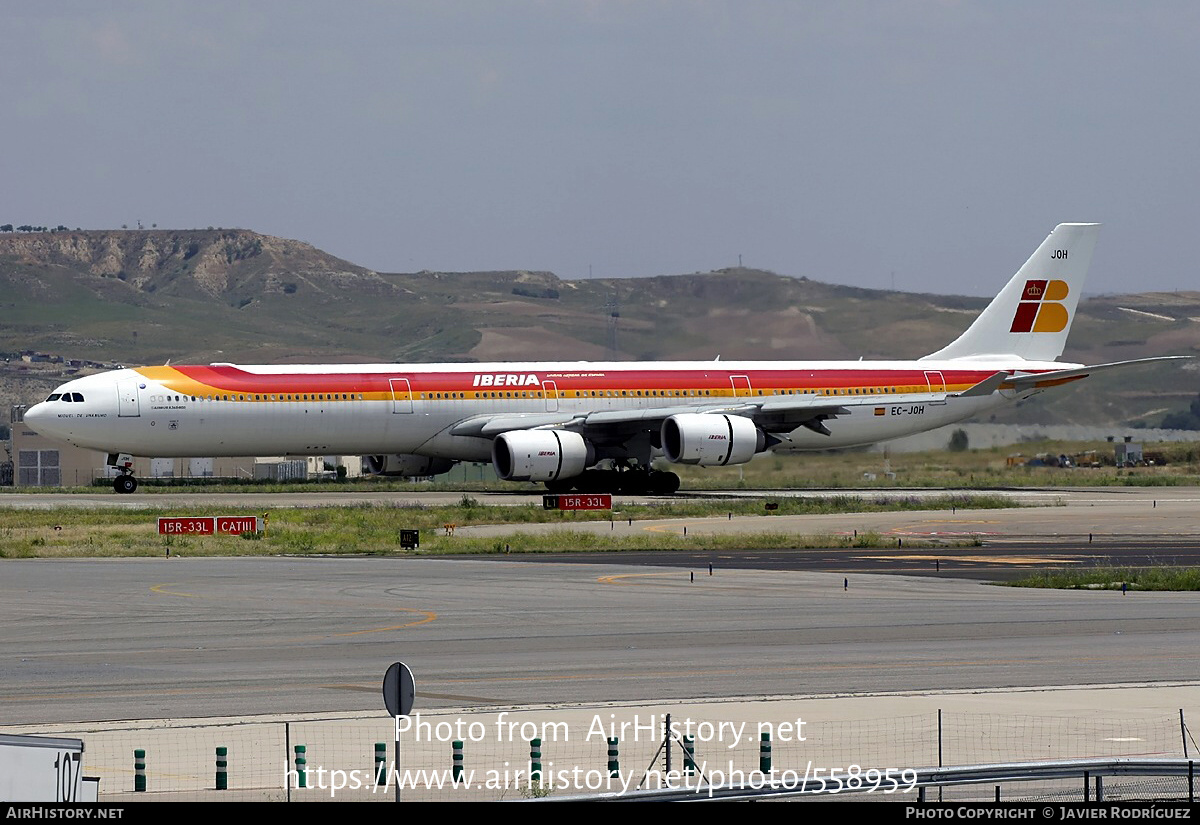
[921, 223, 1100, 362]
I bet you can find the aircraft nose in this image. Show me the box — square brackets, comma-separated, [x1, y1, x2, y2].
[22, 403, 47, 431]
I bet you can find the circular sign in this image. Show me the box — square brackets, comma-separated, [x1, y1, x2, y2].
[382, 662, 415, 717]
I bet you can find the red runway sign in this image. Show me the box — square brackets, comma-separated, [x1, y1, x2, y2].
[157, 517, 215, 535]
[158, 516, 263, 535]
[543, 494, 613, 511]
[215, 516, 262, 534]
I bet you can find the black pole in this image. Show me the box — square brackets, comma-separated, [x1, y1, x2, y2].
[665, 713, 672, 777]
[1182, 709, 1189, 758]
[285, 721, 291, 803]
[938, 709, 943, 802]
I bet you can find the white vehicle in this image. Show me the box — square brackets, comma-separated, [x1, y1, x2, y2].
[23, 223, 1181, 494]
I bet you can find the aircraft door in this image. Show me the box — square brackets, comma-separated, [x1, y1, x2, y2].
[389, 378, 413, 413]
[116, 380, 141, 418]
[730, 375, 753, 397]
[924, 371, 946, 393]
[543, 380, 559, 412]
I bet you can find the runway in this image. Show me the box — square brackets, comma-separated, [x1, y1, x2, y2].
[2, 553, 1198, 725]
[1, 486, 1198, 728]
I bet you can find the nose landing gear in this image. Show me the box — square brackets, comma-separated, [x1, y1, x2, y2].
[113, 474, 138, 494]
[106, 453, 139, 494]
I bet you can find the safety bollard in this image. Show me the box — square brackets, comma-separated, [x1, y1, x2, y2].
[375, 742, 386, 786]
[529, 738, 542, 784]
[684, 736, 697, 777]
[759, 732, 771, 773]
[607, 737, 619, 778]
[134, 749, 146, 792]
[216, 746, 228, 790]
[453, 740, 465, 780]
[294, 744, 307, 788]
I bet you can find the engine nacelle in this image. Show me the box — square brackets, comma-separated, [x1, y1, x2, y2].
[661, 413, 766, 466]
[365, 454, 456, 477]
[492, 430, 594, 482]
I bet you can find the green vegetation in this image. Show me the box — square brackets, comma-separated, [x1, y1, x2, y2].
[670, 439, 1200, 490]
[0, 496, 1002, 558]
[0, 523, 948, 560]
[1005, 567, 1200, 591]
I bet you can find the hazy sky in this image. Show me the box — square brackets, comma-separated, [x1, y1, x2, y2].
[5, 1, 1198, 296]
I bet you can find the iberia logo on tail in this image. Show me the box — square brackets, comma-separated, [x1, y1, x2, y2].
[1010, 279, 1069, 333]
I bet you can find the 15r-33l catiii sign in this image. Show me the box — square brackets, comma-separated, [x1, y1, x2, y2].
[157, 516, 263, 534]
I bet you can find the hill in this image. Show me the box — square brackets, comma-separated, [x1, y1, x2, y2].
[1, 228, 1196, 429]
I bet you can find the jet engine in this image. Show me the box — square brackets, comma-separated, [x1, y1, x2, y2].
[364, 454, 456, 477]
[661, 413, 766, 466]
[492, 430, 594, 482]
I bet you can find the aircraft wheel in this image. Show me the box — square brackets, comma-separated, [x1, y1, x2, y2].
[649, 472, 680, 495]
[113, 475, 138, 494]
[576, 470, 609, 493]
[545, 478, 574, 493]
[618, 472, 650, 495]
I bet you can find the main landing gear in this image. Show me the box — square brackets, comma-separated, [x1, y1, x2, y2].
[106, 453, 139, 494]
[546, 469, 681, 496]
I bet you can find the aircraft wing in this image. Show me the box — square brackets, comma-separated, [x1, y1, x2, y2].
[449, 391, 946, 441]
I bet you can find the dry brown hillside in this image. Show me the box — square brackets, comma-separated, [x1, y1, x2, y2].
[2, 229, 1196, 427]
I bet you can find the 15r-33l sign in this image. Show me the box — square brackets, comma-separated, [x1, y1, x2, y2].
[543, 494, 613, 510]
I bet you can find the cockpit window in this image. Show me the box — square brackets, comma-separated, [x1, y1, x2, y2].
[71, 393, 84, 402]
[62, 394, 73, 402]
[46, 394, 61, 402]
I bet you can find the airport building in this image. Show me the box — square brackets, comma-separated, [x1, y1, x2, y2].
[5, 405, 361, 487]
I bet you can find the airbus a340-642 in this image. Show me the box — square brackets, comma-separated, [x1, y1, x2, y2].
[23, 223, 1182, 494]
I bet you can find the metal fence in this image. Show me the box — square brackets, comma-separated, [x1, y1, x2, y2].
[23, 706, 1192, 802]
[574, 758, 1198, 802]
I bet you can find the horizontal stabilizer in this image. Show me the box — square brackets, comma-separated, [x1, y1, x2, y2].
[956, 371, 1009, 397]
[1003, 356, 1192, 391]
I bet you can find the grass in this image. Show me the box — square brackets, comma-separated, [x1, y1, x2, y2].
[1005, 567, 1200, 591]
[0, 526, 953, 559]
[0, 497, 996, 558]
[671, 438, 1200, 490]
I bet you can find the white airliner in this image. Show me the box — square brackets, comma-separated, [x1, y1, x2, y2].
[23, 223, 1182, 494]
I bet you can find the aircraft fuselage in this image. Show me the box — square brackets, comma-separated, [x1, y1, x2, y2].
[25, 359, 1050, 461]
